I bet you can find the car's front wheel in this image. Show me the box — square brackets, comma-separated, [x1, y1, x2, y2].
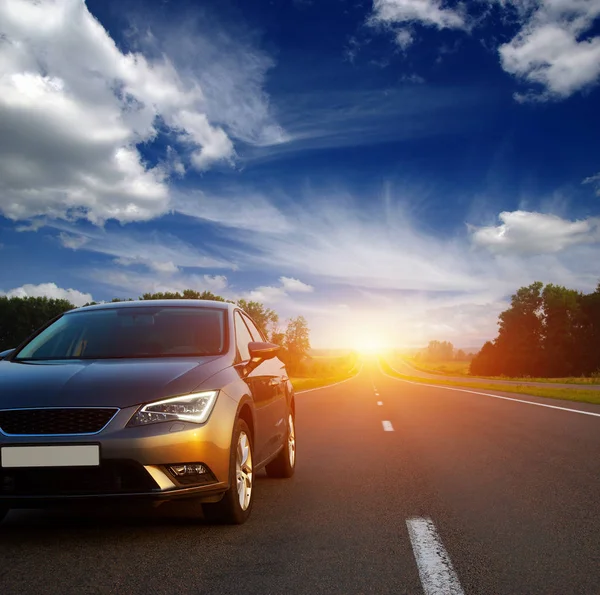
[265, 410, 296, 478]
[203, 418, 254, 525]
[0, 508, 8, 524]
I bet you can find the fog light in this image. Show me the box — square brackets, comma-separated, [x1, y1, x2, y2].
[169, 463, 207, 476]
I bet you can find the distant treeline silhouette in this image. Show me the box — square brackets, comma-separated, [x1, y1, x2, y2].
[470, 282, 600, 378]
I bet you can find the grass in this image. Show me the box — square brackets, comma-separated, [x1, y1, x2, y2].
[290, 352, 359, 393]
[290, 375, 353, 392]
[406, 358, 471, 376]
[381, 359, 600, 406]
[403, 357, 600, 385]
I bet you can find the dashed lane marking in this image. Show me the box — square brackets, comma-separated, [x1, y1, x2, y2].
[406, 517, 465, 595]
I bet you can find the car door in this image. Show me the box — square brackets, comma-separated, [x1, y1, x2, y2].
[241, 313, 288, 448]
[233, 311, 285, 464]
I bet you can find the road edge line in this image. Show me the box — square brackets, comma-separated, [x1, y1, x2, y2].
[380, 362, 600, 418]
[295, 363, 364, 395]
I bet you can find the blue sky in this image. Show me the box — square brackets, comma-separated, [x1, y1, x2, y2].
[1, 0, 600, 349]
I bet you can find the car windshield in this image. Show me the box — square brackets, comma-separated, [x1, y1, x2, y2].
[13, 307, 227, 360]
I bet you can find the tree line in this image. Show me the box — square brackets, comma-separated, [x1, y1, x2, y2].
[414, 340, 474, 363]
[0, 290, 311, 374]
[470, 281, 600, 378]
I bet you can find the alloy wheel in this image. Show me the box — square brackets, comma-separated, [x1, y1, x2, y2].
[288, 414, 296, 468]
[236, 431, 253, 511]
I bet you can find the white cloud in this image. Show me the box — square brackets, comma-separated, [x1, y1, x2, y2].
[495, 0, 600, 99]
[58, 232, 89, 250]
[15, 220, 46, 233]
[0, 0, 283, 225]
[280, 277, 314, 293]
[367, 0, 600, 101]
[400, 73, 426, 83]
[84, 268, 229, 298]
[197, 190, 600, 346]
[230, 194, 486, 294]
[113, 257, 179, 275]
[1, 282, 92, 306]
[395, 28, 415, 50]
[370, 0, 468, 30]
[583, 171, 600, 196]
[244, 286, 287, 303]
[174, 190, 292, 234]
[469, 210, 600, 254]
[244, 276, 314, 304]
[54, 226, 234, 272]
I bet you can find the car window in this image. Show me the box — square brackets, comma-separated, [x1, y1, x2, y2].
[14, 307, 227, 360]
[234, 312, 254, 361]
[242, 314, 265, 342]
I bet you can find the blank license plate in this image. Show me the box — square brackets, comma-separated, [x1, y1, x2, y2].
[1, 445, 100, 468]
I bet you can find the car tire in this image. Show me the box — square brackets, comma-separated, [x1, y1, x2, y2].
[0, 508, 8, 524]
[202, 418, 254, 525]
[265, 410, 296, 479]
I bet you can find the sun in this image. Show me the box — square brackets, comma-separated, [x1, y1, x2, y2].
[351, 334, 391, 355]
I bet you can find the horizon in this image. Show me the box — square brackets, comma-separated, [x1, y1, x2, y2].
[1, 0, 599, 350]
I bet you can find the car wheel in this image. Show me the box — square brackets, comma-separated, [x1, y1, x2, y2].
[265, 410, 296, 478]
[0, 508, 8, 524]
[202, 418, 254, 525]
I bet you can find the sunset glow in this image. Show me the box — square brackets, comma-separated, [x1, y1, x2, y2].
[351, 331, 393, 354]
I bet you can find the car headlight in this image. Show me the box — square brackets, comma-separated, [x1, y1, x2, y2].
[127, 391, 219, 426]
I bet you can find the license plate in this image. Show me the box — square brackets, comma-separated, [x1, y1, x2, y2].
[0, 445, 100, 468]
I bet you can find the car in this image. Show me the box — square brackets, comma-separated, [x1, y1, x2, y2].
[0, 299, 296, 525]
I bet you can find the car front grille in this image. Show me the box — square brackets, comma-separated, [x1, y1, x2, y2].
[0, 408, 118, 435]
[0, 460, 160, 496]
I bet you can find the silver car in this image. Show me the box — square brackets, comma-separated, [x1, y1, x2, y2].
[0, 300, 297, 525]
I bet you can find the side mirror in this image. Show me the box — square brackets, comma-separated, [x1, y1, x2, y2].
[248, 342, 280, 362]
[0, 348, 15, 360]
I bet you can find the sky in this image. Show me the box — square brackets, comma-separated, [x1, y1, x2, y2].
[1, 0, 600, 350]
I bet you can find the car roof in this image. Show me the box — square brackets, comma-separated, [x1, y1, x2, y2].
[72, 299, 235, 313]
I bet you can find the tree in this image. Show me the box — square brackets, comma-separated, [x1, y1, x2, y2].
[281, 316, 311, 374]
[541, 284, 582, 377]
[423, 340, 454, 361]
[270, 330, 285, 348]
[469, 341, 501, 376]
[577, 284, 600, 375]
[236, 299, 279, 339]
[140, 290, 229, 302]
[470, 280, 600, 378]
[494, 281, 544, 376]
[0, 296, 75, 351]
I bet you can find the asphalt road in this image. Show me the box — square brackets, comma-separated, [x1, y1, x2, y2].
[1, 362, 599, 594]
[391, 358, 600, 391]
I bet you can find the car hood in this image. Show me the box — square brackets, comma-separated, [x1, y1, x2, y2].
[0, 357, 229, 409]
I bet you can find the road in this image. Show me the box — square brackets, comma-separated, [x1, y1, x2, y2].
[391, 357, 600, 391]
[1, 362, 599, 594]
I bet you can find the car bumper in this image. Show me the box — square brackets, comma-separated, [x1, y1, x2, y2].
[0, 391, 238, 508]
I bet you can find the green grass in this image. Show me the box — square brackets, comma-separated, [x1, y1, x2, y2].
[381, 359, 600, 406]
[290, 353, 359, 392]
[290, 375, 353, 392]
[406, 358, 471, 376]
[403, 357, 600, 385]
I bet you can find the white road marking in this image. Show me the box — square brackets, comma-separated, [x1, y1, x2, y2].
[380, 363, 600, 419]
[382, 420, 394, 431]
[406, 517, 465, 595]
[296, 364, 364, 394]
[375, 391, 379, 396]
[377, 401, 383, 406]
